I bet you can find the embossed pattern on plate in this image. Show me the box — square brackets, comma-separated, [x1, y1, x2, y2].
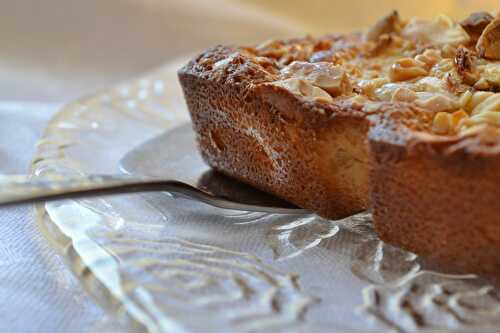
[31, 60, 500, 333]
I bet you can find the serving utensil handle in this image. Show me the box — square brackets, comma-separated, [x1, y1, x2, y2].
[0, 175, 192, 207]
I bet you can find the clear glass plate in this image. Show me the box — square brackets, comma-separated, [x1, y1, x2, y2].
[31, 60, 500, 333]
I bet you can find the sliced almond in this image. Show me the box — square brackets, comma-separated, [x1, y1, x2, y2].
[281, 61, 352, 96]
[467, 91, 495, 111]
[465, 111, 500, 127]
[432, 112, 452, 134]
[389, 58, 428, 82]
[471, 93, 500, 115]
[402, 15, 470, 46]
[450, 109, 469, 129]
[357, 78, 389, 97]
[365, 10, 400, 41]
[313, 73, 352, 96]
[460, 11, 494, 41]
[391, 87, 417, 102]
[416, 94, 460, 112]
[480, 63, 500, 87]
[476, 17, 500, 60]
[415, 49, 441, 68]
[458, 90, 473, 109]
[270, 78, 334, 103]
[473, 78, 490, 90]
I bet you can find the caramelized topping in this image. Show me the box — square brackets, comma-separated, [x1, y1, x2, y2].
[416, 94, 460, 113]
[460, 12, 494, 41]
[476, 18, 500, 60]
[389, 58, 428, 82]
[480, 63, 500, 88]
[454, 47, 479, 85]
[365, 10, 401, 42]
[280, 61, 352, 96]
[244, 11, 500, 136]
[402, 15, 470, 46]
[391, 87, 417, 102]
[431, 91, 500, 135]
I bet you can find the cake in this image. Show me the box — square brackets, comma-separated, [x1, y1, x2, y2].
[178, 11, 500, 277]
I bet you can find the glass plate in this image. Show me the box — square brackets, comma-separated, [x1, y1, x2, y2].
[31, 59, 500, 333]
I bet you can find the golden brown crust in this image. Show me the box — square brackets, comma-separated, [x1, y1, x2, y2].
[179, 45, 371, 218]
[179, 13, 500, 278]
[369, 113, 500, 277]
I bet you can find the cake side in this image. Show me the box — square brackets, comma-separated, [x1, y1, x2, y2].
[179, 45, 372, 218]
[369, 117, 500, 276]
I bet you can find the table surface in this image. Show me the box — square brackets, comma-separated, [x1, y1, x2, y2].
[0, 1, 497, 332]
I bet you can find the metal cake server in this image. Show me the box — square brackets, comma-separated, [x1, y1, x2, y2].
[0, 124, 306, 214]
